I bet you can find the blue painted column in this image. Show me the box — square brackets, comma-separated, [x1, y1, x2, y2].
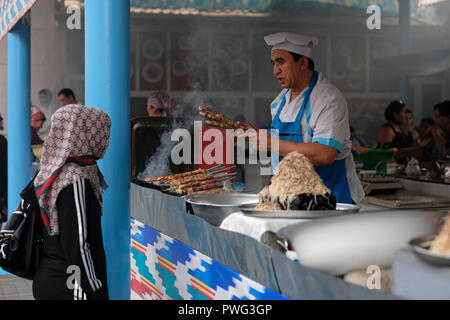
[7, 21, 32, 213]
[85, 0, 130, 300]
[399, 0, 411, 106]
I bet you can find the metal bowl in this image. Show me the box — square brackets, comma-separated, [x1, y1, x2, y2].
[278, 210, 444, 276]
[184, 193, 258, 226]
[409, 235, 450, 266]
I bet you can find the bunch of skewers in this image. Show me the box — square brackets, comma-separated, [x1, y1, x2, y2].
[198, 106, 242, 130]
[144, 165, 237, 195]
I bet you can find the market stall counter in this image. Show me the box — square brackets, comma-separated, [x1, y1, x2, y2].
[130, 181, 395, 300]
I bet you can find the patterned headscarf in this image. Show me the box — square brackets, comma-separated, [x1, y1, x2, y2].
[34, 104, 111, 235]
[31, 106, 46, 122]
[148, 91, 170, 111]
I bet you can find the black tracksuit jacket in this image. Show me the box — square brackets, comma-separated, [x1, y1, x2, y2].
[32, 178, 109, 300]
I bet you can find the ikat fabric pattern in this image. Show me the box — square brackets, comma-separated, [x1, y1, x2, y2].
[130, 218, 289, 300]
[0, 0, 36, 40]
[130, 0, 418, 13]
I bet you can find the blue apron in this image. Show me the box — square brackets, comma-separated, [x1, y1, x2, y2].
[269, 72, 353, 204]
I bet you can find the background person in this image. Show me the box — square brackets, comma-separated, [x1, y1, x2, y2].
[31, 106, 46, 145]
[433, 100, 450, 158]
[377, 100, 412, 151]
[350, 126, 367, 148]
[58, 88, 77, 107]
[419, 117, 442, 163]
[402, 109, 421, 146]
[32, 105, 111, 300]
[147, 91, 170, 117]
[37, 89, 54, 135]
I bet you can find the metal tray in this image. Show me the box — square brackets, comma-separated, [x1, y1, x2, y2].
[239, 203, 360, 219]
[409, 235, 450, 266]
[185, 193, 258, 207]
[184, 193, 259, 226]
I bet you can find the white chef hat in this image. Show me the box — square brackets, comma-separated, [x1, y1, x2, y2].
[264, 32, 319, 59]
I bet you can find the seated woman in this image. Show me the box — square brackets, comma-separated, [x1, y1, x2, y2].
[377, 100, 414, 151]
[378, 101, 421, 164]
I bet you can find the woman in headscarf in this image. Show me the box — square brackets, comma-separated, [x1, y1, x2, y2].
[32, 104, 111, 300]
[146, 91, 170, 117]
[30, 106, 46, 145]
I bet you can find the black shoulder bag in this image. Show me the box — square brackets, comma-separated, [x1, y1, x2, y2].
[0, 178, 44, 280]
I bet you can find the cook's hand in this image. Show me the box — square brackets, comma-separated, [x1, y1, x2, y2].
[236, 121, 257, 131]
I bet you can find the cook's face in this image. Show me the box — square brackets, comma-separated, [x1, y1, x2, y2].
[271, 50, 304, 89]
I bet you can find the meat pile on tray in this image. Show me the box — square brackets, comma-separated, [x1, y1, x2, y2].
[144, 166, 237, 195]
[256, 151, 337, 211]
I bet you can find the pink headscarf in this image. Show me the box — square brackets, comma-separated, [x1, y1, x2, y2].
[34, 104, 111, 235]
[31, 106, 46, 122]
[148, 91, 170, 111]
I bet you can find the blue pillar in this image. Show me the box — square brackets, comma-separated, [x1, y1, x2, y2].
[399, 0, 411, 106]
[85, 0, 130, 300]
[7, 21, 32, 213]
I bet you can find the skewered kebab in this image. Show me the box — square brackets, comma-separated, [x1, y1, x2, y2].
[174, 173, 237, 194]
[205, 120, 235, 130]
[198, 106, 241, 130]
[190, 188, 236, 195]
[145, 168, 206, 183]
[144, 165, 237, 195]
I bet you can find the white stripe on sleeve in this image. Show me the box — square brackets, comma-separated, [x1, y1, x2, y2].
[73, 177, 102, 291]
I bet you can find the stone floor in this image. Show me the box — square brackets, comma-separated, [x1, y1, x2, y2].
[0, 275, 34, 300]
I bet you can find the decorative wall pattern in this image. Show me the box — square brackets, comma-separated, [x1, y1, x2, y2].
[212, 33, 249, 91]
[140, 32, 167, 91]
[331, 36, 366, 93]
[130, 218, 288, 300]
[171, 32, 209, 91]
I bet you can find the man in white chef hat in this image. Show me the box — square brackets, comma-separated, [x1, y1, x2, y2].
[237, 32, 364, 204]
